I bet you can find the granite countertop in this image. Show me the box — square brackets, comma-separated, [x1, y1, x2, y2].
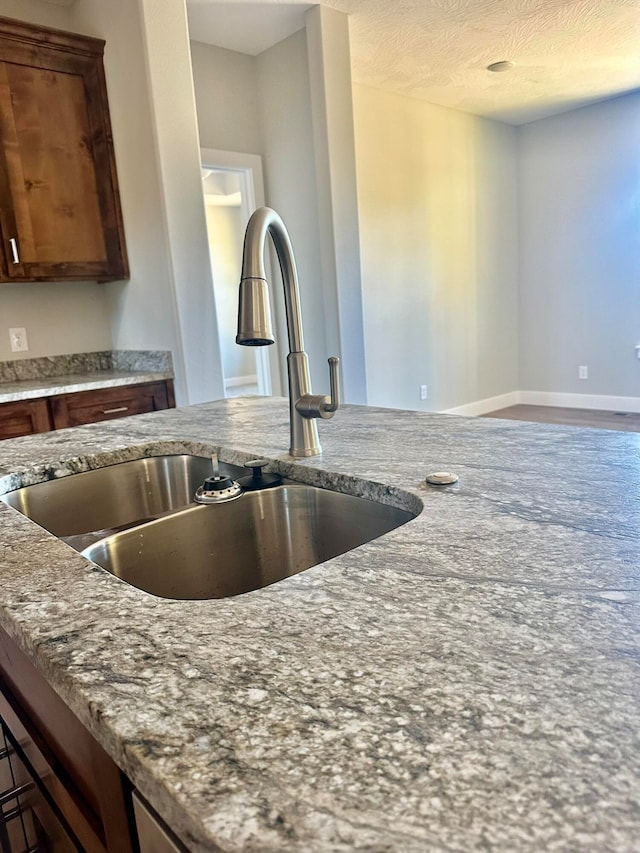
[0, 350, 174, 403]
[0, 369, 174, 403]
[0, 396, 638, 851]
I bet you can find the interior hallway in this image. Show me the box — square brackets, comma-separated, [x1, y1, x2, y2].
[483, 405, 640, 433]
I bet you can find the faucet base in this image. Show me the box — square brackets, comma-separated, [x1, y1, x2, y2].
[288, 351, 321, 457]
[290, 445, 322, 458]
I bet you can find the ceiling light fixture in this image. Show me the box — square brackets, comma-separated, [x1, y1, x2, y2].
[487, 60, 515, 73]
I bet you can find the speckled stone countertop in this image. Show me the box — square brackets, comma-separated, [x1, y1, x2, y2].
[0, 396, 639, 852]
[0, 350, 173, 403]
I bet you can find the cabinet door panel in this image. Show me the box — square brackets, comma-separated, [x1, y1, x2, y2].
[0, 398, 52, 438]
[0, 17, 128, 282]
[6, 63, 107, 266]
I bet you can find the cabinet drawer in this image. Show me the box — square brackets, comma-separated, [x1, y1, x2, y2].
[50, 381, 173, 429]
[0, 398, 52, 439]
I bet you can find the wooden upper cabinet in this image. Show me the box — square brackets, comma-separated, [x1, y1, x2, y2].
[0, 17, 128, 282]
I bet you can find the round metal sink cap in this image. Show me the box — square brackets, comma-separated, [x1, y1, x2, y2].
[195, 475, 243, 503]
[426, 471, 459, 486]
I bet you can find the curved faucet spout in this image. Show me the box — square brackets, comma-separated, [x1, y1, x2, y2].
[237, 207, 304, 354]
[236, 207, 340, 457]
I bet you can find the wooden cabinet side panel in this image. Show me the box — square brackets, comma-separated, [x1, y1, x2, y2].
[0, 628, 136, 853]
[165, 378, 176, 409]
[83, 60, 129, 281]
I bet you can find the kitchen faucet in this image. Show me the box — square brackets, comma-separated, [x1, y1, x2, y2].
[236, 207, 340, 457]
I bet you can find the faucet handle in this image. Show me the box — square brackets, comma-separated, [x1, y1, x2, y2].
[295, 356, 340, 420]
[322, 356, 340, 415]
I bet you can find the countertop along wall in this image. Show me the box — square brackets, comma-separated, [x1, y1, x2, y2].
[0, 351, 174, 403]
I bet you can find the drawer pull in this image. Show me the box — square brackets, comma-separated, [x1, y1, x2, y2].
[102, 406, 128, 415]
[1, 805, 23, 823]
[0, 781, 33, 805]
[9, 238, 19, 264]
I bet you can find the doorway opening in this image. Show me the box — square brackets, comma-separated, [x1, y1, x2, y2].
[201, 148, 282, 398]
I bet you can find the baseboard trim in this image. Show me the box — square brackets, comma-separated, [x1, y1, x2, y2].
[441, 389, 640, 417]
[440, 391, 519, 417]
[518, 391, 640, 414]
[224, 374, 258, 389]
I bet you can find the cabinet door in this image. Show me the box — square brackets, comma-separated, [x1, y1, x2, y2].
[0, 17, 128, 282]
[0, 398, 52, 439]
[50, 381, 173, 429]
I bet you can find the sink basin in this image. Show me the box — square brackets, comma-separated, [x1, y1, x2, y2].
[1, 455, 242, 547]
[82, 484, 416, 599]
[2, 453, 417, 600]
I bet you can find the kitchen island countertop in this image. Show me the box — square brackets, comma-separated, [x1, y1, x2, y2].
[0, 396, 638, 851]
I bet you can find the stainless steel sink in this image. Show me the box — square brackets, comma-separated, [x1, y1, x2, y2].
[1, 455, 242, 547]
[82, 484, 415, 599]
[2, 454, 417, 600]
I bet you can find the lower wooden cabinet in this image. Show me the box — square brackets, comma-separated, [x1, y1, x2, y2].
[0, 380, 175, 440]
[0, 398, 52, 439]
[51, 381, 175, 429]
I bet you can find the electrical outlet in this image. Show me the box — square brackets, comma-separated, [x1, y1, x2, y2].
[9, 327, 28, 352]
[578, 365, 588, 380]
[420, 384, 428, 400]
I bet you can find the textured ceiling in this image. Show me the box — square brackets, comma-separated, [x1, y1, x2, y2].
[186, 0, 640, 124]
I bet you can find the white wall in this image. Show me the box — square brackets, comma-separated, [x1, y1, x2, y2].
[190, 41, 262, 156]
[306, 6, 367, 404]
[353, 84, 519, 412]
[135, 0, 225, 405]
[192, 32, 369, 401]
[0, 280, 112, 360]
[69, 0, 188, 395]
[191, 41, 290, 392]
[255, 30, 329, 393]
[518, 90, 640, 399]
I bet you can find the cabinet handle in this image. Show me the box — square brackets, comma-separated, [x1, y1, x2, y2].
[9, 238, 19, 264]
[102, 406, 128, 415]
[0, 781, 33, 806]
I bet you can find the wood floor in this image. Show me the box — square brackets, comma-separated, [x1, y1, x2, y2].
[483, 404, 640, 433]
